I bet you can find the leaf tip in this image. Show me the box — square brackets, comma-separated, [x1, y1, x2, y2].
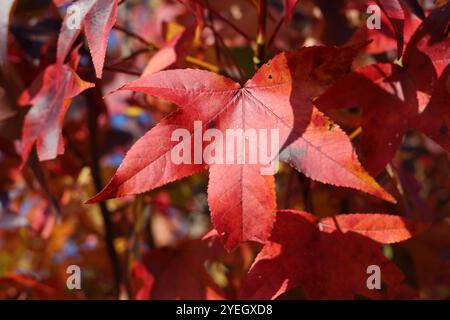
[85, 180, 117, 204]
[383, 191, 397, 204]
[104, 86, 124, 98]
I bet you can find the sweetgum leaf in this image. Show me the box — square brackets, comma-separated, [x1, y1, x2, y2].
[88, 45, 394, 250]
[18, 49, 93, 162]
[240, 210, 422, 299]
[316, 4, 450, 175]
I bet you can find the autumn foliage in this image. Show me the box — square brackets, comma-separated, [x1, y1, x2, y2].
[0, 0, 449, 300]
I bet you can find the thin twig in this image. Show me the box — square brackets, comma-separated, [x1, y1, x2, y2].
[254, 0, 267, 68]
[113, 25, 154, 48]
[104, 65, 142, 76]
[349, 126, 362, 141]
[248, 0, 277, 22]
[188, 0, 252, 41]
[106, 48, 151, 68]
[205, 0, 222, 64]
[386, 162, 410, 217]
[204, 23, 244, 79]
[332, 216, 343, 233]
[267, 17, 284, 49]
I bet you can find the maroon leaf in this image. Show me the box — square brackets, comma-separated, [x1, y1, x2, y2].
[376, 0, 405, 56]
[240, 210, 420, 299]
[316, 4, 450, 175]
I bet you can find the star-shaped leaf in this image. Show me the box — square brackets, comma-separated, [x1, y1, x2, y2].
[88, 45, 394, 251]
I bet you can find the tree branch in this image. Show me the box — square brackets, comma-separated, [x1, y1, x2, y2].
[85, 83, 122, 298]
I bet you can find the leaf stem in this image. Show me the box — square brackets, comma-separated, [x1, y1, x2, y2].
[349, 126, 362, 141]
[205, 0, 222, 64]
[254, 0, 267, 68]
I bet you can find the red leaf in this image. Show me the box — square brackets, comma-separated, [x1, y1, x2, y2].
[0, 0, 16, 68]
[143, 26, 195, 76]
[130, 262, 155, 300]
[0, 274, 57, 299]
[316, 4, 450, 175]
[131, 239, 225, 300]
[56, 0, 119, 78]
[402, 0, 425, 20]
[53, 0, 74, 6]
[284, 0, 299, 23]
[280, 108, 395, 202]
[319, 213, 428, 243]
[0, 273, 77, 299]
[376, 0, 405, 57]
[18, 50, 93, 162]
[88, 45, 394, 250]
[351, 3, 421, 55]
[240, 210, 421, 299]
[208, 162, 277, 249]
[416, 65, 450, 151]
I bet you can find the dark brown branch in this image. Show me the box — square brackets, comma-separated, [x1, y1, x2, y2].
[85, 83, 122, 298]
